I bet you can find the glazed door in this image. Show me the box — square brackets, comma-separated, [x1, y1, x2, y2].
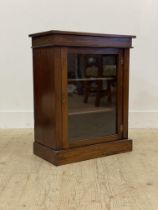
[64, 48, 123, 147]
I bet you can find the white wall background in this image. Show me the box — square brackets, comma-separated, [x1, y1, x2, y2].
[0, 0, 158, 128]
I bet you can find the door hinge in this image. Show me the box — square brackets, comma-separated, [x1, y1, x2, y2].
[120, 124, 123, 132]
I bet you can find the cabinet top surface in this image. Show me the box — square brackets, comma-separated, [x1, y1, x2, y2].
[29, 30, 136, 38]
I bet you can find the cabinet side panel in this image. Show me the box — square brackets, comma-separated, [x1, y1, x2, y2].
[123, 49, 130, 138]
[33, 48, 57, 148]
[53, 48, 64, 149]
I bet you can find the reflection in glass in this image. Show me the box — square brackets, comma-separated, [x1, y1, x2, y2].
[68, 53, 117, 142]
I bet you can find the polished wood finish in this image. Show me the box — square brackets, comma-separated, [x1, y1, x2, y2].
[123, 48, 130, 138]
[29, 30, 135, 165]
[34, 139, 132, 166]
[30, 35, 133, 48]
[33, 47, 56, 149]
[29, 30, 136, 38]
[29, 30, 135, 49]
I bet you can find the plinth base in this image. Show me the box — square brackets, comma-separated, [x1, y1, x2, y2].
[34, 139, 132, 166]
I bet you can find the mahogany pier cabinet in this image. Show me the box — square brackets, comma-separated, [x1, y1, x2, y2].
[29, 30, 136, 166]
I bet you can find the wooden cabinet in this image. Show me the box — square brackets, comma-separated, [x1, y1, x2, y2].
[29, 30, 136, 165]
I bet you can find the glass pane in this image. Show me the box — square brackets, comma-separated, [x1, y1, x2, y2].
[67, 53, 117, 142]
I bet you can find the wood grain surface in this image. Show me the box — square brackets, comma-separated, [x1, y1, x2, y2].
[0, 129, 158, 210]
[30, 31, 135, 165]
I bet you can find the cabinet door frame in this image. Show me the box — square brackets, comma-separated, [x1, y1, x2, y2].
[61, 47, 124, 149]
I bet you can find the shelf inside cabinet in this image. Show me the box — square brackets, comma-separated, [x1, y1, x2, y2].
[68, 77, 115, 82]
[69, 107, 113, 115]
